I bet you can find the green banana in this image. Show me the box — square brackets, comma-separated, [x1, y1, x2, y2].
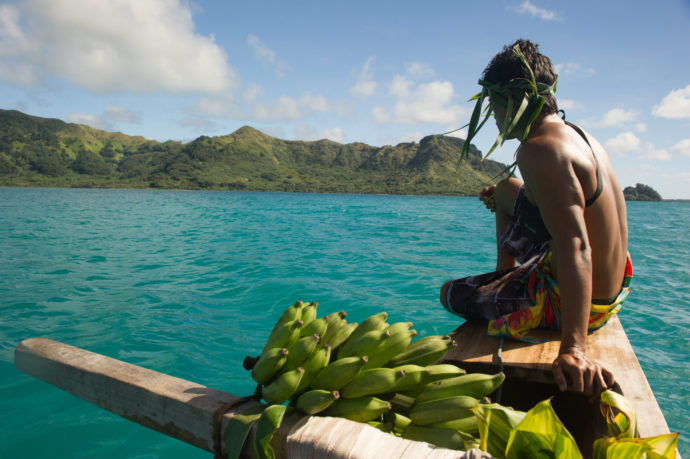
[401, 424, 473, 451]
[416, 372, 505, 404]
[318, 311, 347, 345]
[272, 301, 305, 331]
[309, 356, 368, 391]
[389, 364, 430, 392]
[388, 392, 415, 416]
[251, 347, 289, 384]
[262, 367, 305, 405]
[409, 395, 479, 426]
[300, 301, 318, 326]
[386, 321, 414, 335]
[429, 415, 479, 435]
[283, 334, 320, 371]
[320, 321, 358, 351]
[340, 368, 406, 399]
[299, 316, 328, 338]
[321, 396, 391, 422]
[386, 335, 455, 368]
[296, 344, 331, 392]
[253, 404, 288, 459]
[346, 312, 388, 344]
[324, 310, 347, 322]
[295, 389, 340, 415]
[337, 328, 387, 359]
[262, 319, 303, 353]
[390, 412, 412, 432]
[363, 328, 417, 369]
[423, 364, 467, 384]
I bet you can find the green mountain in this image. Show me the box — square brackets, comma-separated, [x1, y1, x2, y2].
[0, 108, 509, 195]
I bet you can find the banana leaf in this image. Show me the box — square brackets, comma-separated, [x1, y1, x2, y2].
[592, 433, 679, 459]
[593, 390, 679, 458]
[223, 404, 268, 459]
[472, 403, 526, 457]
[504, 398, 582, 459]
[253, 404, 288, 459]
[599, 389, 638, 438]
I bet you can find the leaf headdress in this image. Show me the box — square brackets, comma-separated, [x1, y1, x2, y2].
[456, 44, 558, 162]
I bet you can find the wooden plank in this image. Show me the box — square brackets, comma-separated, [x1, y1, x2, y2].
[441, 316, 672, 439]
[14, 337, 487, 458]
[14, 337, 257, 454]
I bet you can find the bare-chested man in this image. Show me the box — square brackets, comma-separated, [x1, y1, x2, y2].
[440, 39, 631, 401]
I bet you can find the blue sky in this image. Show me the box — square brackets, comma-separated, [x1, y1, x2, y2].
[1, 0, 689, 198]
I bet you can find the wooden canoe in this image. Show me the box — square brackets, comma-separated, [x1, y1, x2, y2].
[14, 316, 674, 458]
[440, 315, 674, 458]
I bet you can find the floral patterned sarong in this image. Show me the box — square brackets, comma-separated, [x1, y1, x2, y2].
[486, 251, 633, 342]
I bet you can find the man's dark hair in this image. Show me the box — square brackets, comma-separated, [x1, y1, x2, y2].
[482, 39, 558, 115]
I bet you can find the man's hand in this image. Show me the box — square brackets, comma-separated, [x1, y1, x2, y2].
[552, 347, 615, 402]
[479, 184, 497, 212]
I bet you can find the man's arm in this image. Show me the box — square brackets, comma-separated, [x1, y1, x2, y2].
[517, 144, 613, 400]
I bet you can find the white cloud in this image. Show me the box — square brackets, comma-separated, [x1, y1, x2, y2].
[0, 0, 236, 93]
[372, 106, 392, 124]
[0, 4, 40, 85]
[189, 90, 330, 122]
[243, 83, 263, 103]
[389, 75, 412, 98]
[652, 85, 690, 119]
[557, 99, 584, 111]
[373, 78, 463, 125]
[296, 125, 344, 143]
[599, 108, 637, 127]
[405, 62, 435, 78]
[605, 131, 640, 153]
[642, 147, 671, 161]
[299, 92, 329, 112]
[189, 96, 241, 118]
[103, 105, 140, 124]
[68, 113, 112, 131]
[554, 62, 595, 77]
[252, 96, 302, 121]
[179, 117, 221, 132]
[634, 123, 647, 133]
[515, 0, 558, 21]
[670, 139, 690, 157]
[67, 105, 141, 131]
[350, 56, 377, 97]
[393, 80, 463, 125]
[247, 34, 288, 77]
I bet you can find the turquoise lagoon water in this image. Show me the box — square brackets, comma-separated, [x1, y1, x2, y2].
[0, 188, 687, 458]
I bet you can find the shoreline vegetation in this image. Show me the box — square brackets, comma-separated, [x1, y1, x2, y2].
[0, 109, 507, 196]
[0, 108, 666, 200]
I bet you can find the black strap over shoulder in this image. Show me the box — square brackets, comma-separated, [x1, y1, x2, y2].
[559, 110, 603, 207]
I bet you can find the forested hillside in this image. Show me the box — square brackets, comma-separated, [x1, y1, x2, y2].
[0, 109, 509, 195]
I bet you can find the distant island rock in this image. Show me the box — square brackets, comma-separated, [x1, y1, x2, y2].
[623, 183, 662, 201]
[0, 108, 510, 196]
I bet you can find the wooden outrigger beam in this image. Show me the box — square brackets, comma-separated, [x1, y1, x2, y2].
[14, 338, 485, 458]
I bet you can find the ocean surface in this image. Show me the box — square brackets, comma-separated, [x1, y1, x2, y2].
[0, 188, 687, 458]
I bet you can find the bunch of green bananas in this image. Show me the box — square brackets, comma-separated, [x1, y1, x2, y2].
[238, 301, 507, 458]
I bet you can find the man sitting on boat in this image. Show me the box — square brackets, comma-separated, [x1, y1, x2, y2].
[439, 39, 632, 400]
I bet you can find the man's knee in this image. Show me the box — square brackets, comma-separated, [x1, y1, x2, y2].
[440, 281, 452, 307]
[495, 177, 522, 215]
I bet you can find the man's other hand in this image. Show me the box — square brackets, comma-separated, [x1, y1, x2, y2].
[552, 347, 615, 402]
